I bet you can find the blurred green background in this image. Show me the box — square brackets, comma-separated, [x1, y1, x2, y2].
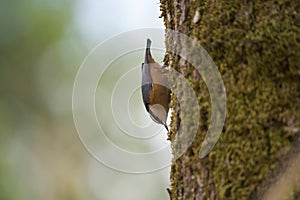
[0, 0, 170, 199]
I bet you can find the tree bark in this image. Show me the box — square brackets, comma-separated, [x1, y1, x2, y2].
[160, 0, 300, 199]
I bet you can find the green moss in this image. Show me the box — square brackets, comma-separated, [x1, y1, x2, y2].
[161, 0, 300, 199]
[293, 189, 300, 200]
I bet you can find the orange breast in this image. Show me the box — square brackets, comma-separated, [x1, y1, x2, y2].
[148, 63, 171, 115]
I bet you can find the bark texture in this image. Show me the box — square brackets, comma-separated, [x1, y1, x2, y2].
[160, 0, 300, 199]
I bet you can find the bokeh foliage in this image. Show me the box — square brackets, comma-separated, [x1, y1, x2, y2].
[0, 1, 84, 199]
[0, 1, 170, 200]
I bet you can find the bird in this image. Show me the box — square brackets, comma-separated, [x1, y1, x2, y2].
[141, 38, 171, 131]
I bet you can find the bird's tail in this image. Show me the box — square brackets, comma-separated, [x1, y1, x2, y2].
[144, 38, 154, 63]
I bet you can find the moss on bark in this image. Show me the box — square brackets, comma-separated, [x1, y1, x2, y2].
[160, 0, 300, 199]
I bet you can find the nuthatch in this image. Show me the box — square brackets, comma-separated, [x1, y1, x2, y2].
[141, 39, 171, 131]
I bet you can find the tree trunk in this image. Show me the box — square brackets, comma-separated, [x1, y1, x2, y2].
[160, 0, 300, 199]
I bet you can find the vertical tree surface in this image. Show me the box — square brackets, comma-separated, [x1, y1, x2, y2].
[160, 0, 300, 199]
